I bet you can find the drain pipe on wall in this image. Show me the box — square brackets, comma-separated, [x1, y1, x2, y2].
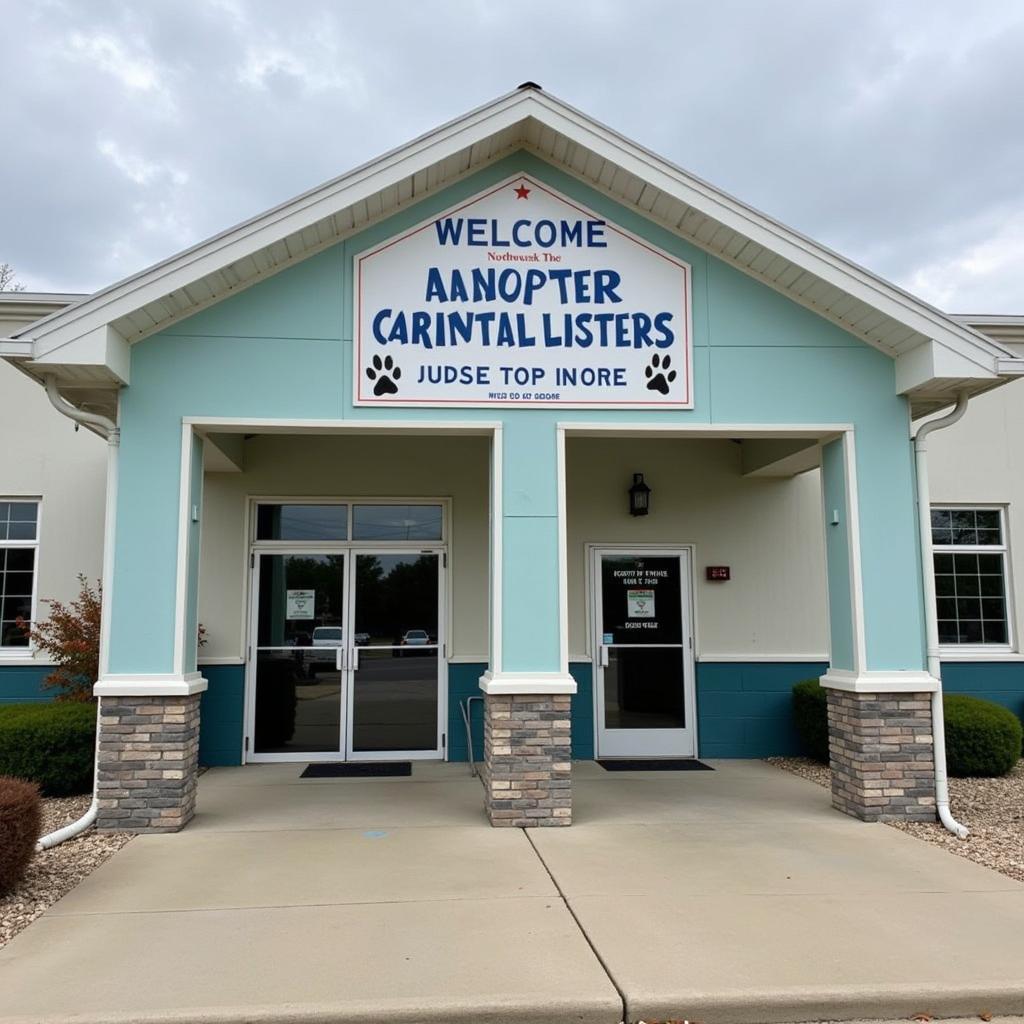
[913, 390, 970, 840]
[36, 377, 120, 850]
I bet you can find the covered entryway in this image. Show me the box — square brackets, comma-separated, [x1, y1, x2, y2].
[566, 428, 832, 765]
[196, 427, 493, 769]
[11, 87, 1021, 837]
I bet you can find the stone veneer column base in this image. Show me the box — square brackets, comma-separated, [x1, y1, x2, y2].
[482, 693, 572, 826]
[827, 689, 936, 822]
[96, 693, 201, 833]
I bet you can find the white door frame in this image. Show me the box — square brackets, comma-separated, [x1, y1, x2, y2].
[588, 544, 698, 758]
[243, 540, 448, 765]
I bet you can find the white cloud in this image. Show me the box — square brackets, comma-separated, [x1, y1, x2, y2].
[236, 44, 364, 97]
[907, 211, 1024, 313]
[64, 30, 162, 93]
[2, 0, 1023, 312]
[97, 139, 188, 187]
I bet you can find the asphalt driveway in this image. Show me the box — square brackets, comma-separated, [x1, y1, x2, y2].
[1, 760, 1022, 1024]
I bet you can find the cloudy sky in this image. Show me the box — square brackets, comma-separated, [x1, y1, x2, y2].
[2, 0, 1023, 313]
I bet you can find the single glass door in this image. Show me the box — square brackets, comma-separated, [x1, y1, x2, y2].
[250, 553, 347, 759]
[593, 549, 695, 758]
[347, 552, 443, 759]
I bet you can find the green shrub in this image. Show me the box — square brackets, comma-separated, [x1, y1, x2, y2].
[944, 694, 1022, 777]
[792, 678, 829, 763]
[789, 683, 1023, 778]
[0, 703, 96, 796]
[0, 776, 41, 895]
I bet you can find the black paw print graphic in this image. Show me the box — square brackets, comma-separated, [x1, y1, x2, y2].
[644, 353, 676, 395]
[366, 353, 401, 396]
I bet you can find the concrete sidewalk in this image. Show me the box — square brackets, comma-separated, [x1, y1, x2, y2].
[1, 760, 1023, 1024]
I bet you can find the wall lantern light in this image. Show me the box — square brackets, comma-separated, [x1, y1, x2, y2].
[629, 473, 651, 517]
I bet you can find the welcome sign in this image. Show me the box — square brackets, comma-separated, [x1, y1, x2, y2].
[354, 175, 692, 408]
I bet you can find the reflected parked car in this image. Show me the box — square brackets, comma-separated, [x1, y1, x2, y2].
[399, 628, 430, 656]
[354, 632, 370, 645]
[307, 626, 342, 676]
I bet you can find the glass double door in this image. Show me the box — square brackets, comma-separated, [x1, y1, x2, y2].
[247, 549, 443, 761]
[593, 548, 696, 758]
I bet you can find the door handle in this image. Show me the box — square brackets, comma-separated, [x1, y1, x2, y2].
[351, 647, 360, 672]
[335, 648, 343, 672]
[600, 645, 610, 668]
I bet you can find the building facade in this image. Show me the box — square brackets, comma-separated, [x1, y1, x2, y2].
[2, 87, 1021, 831]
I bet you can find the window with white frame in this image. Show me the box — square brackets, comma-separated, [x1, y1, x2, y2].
[932, 507, 1010, 647]
[0, 501, 39, 649]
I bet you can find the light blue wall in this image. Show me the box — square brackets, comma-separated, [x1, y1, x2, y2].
[500, 418, 561, 671]
[107, 150, 928, 679]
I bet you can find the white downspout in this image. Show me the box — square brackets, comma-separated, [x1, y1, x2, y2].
[36, 377, 120, 850]
[914, 391, 970, 839]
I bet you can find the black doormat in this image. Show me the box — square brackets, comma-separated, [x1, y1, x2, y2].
[300, 762, 412, 778]
[597, 758, 713, 772]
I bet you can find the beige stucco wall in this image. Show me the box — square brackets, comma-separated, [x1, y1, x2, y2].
[927, 378, 1024, 655]
[0, 358, 107, 664]
[198, 433, 492, 662]
[566, 437, 829, 661]
[198, 431, 831, 667]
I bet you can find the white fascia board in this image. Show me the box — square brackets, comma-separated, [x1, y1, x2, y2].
[895, 340, 998, 395]
[996, 356, 1024, 375]
[0, 339, 34, 358]
[32, 323, 130, 384]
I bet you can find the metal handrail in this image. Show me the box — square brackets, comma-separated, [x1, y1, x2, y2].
[460, 695, 484, 779]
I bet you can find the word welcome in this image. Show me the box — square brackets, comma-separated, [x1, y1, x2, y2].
[435, 217, 606, 249]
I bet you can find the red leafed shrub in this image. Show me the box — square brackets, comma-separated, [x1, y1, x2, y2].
[0, 776, 42, 895]
[17, 575, 101, 702]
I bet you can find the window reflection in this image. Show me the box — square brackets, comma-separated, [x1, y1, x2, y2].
[352, 504, 442, 541]
[355, 554, 438, 644]
[256, 504, 348, 541]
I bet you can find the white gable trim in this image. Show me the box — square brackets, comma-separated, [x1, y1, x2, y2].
[12, 86, 1012, 382]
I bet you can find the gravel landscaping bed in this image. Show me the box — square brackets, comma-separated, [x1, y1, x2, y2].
[0, 796, 133, 949]
[767, 756, 1024, 883]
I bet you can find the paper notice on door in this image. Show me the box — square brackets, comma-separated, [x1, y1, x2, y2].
[286, 589, 315, 619]
[627, 588, 655, 618]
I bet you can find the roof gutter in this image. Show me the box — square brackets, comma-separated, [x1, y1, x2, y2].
[913, 392, 970, 840]
[36, 377, 119, 850]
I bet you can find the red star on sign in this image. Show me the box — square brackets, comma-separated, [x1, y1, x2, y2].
[514, 183, 531, 199]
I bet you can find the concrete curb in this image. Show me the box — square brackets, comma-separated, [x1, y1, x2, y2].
[631, 982, 1024, 1024]
[0, 993, 623, 1024]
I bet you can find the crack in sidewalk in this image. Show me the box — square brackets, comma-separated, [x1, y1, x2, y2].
[523, 827, 629, 1024]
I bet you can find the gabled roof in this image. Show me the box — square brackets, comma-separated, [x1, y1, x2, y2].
[5, 84, 1021, 418]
